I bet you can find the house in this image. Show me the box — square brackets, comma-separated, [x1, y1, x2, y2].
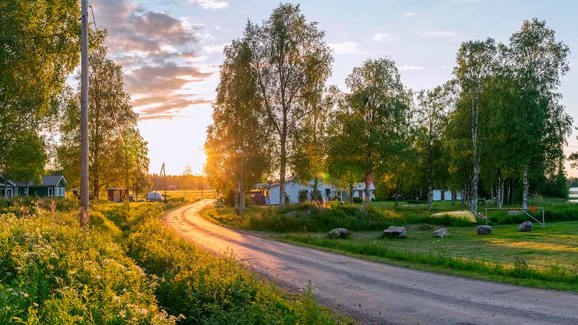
[0, 175, 17, 198]
[264, 179, 375, 205]
[14, 175, 67, 198]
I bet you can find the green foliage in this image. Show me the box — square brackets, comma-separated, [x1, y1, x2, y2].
[0, 0, 80, 178]
[0, 211, 173, 324]
[96, 203, 346, 324]
[57, 34, 147, 197]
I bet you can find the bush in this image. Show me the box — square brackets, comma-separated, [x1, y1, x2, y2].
[352, 197, 362, 204]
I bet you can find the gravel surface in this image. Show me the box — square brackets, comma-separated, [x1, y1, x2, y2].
[165, 200, 578, 325]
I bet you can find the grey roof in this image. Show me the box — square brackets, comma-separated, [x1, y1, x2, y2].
[42, 175, 67, 186]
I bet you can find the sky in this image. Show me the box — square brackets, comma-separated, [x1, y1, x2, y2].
[92, 0, 578, 176]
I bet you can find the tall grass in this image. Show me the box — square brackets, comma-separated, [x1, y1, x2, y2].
[0, 200, 347, 324]
[96, 202, 348, 324]
[0, 211, 174, 324]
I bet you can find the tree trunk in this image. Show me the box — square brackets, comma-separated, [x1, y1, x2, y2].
[348, 182, 353, 204]
[497, 174, 504, 209]
[279, 130, 287, 206]
[451, 190, 456, 206]
[470, 96, 479, 213]
[394, 182, 399, 208]
[364, 171, 371, 204]
[522, 165, 529, 209]
[313, 177, 319, 202]
[427, 180, 433, 211]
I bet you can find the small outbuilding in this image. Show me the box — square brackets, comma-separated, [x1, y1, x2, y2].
[107, 188, 129, 202]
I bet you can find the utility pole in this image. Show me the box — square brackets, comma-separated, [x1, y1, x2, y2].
[80, 0, 90, 228]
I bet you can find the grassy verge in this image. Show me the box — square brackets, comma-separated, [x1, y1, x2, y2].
[275, 222, 578, 292]
[0, 198, 348, 324]
[201, 199, 578, 292]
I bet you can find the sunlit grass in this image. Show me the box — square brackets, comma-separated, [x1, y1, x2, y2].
[275, 221, 578, 291]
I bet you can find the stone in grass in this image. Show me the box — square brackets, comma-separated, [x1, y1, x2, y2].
[476, 225, 493, 235]
[327, 228, 351, 239]
[383, 226, 406, 238]
[518, 221, 533, 232]
[433, 228, 449, 238]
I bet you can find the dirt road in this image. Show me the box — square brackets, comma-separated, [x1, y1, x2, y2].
[164, 200, 578, 325]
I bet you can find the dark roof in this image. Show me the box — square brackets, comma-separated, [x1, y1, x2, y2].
[42, 175, 67, 187]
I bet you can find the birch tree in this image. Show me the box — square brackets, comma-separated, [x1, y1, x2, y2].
[454, 39, 497, 213]
[245, 4, 332, 206]
[504, 19, 571, 209]
[331, 58, 411, 203]
[416, 86, 452, 210]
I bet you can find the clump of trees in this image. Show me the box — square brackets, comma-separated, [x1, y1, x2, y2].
[205, 4, 573, 212]
[1, 1, 150, 199]
[57, 32, 149, 199]
[0, 0, 80, 182]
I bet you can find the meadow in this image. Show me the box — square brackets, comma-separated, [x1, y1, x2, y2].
[0, 197, 348, 324]
[202, 198, 578, 291]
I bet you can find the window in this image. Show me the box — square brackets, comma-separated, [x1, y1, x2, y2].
[48, 188, 53, 197]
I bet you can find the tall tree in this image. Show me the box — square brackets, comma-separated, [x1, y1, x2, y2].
[330, 58, 411, 203]
[504, 19, 571, 208]
[244, 4, 333, 206]
[204, 39, 272, 203]
[453, 38, 498, 213]
[0, 0, 79, 179]
[416, 85, 452, 210]
[58, 38, 143, 198]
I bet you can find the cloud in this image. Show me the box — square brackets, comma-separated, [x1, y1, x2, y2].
[329, 41, 367, 55]
[414, 30, 456, 38]
[202, 43, 227, 54]
[398, 65, 425, 71]
[405, 12, 418, 17]
[373, 33, 394, 42]
[192, 0, 229, 10]
[93, 0, 215, 120]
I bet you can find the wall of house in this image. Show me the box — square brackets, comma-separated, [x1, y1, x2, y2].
[266, 180, 375, 205]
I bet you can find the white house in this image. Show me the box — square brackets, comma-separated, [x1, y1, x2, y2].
[432, 189, 462, 201]
[265, 179, 375, 205]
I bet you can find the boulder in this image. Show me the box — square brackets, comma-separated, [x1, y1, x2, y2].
[433, 228, 449, 238]
[476, 225, 493, 235]
[518, 221, 533, 232]
[383, 226, 406, 238]
[327, 228, 351, 239]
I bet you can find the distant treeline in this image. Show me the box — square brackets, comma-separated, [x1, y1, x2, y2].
[148, 174, 210, 191]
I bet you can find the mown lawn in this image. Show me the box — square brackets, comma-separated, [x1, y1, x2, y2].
[275, 221, 578, 291]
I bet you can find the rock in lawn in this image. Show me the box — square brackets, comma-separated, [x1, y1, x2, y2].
[433, 228, 449, 238]
[476, 225, 493, 235]
[327, 228, 351, 239]
[383, 226, 406, 238]
[518, 221, 533, 232]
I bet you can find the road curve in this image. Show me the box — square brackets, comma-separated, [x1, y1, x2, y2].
[164, 200, 578, 325]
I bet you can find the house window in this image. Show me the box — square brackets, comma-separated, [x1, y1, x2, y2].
[48, 188, 53, 197]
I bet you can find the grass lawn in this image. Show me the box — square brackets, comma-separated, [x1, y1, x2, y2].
[274, 221, 578, 291]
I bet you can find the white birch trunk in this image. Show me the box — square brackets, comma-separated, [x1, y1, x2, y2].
[522, 165, 529, 209]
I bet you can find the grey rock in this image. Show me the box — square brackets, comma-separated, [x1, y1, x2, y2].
[476, 225, 493, 235]
[433, 228, 450, 238]
[327, 228, 351, 239]
[518, 221, 533, 232]
[383, 226, 406, 238]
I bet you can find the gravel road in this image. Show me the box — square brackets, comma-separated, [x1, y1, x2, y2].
[164, 200, 578, 325]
